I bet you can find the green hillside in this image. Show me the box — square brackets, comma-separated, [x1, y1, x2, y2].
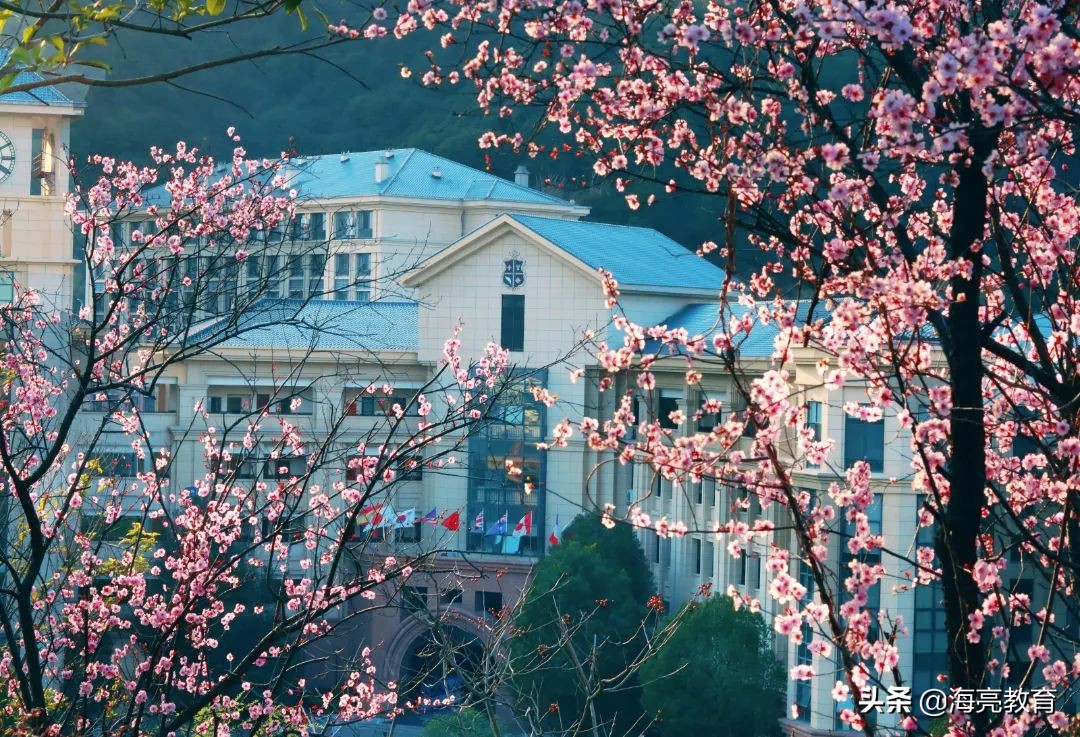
[72, 17, 747, 270]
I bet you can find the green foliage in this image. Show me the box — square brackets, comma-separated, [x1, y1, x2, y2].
[421, 709, 502, 737]
[97, 521, 160, 577]
[509, 514, 656, 735]
[640, 595, 785, 737]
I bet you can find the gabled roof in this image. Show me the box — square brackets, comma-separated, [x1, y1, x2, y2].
[189, 299, 418, 352]
[0, 50, 81, 107]
[289, 149, 569, 205]
[648, 300, 830, 357]
[403, 212, 726, 296]
[506, 214, 725, 292]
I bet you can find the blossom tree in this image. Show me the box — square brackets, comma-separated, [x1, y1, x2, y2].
[330, 1, 1079, 735]
[0, 137, 519, 736]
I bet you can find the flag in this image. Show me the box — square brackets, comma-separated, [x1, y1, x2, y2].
[512, 511, 533, 538]
[356, 503, 383, 527]
[549, 515, 562, 546]
[471, 510, 485, 531]
[485, 511, 508, 537]
[393, 508, 416, 529]
[441, 510, 461, 532]
[369, 506, 396, 530]
[351, 504, 384, 539]
[420, 508, 439, 526]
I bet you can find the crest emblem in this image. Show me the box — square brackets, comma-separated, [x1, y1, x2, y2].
[502, 256, 525, 289]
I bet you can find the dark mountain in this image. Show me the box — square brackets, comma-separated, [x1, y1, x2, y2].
[72, 15, 755, 273]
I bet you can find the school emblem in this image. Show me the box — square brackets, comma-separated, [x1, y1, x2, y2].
[502, 256, 525, 289]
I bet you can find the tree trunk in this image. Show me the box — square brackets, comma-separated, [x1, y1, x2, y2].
[937, 131, 993, 736]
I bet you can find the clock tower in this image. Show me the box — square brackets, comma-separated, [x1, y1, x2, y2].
[0, 64, 84, 312]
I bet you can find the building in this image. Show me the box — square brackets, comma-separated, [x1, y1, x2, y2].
[0, 54, 84, 312]
[0, 86, 1055, 736]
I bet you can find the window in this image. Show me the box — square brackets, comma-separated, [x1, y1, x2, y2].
[696, 392, 719, 431]
[356, 210, 373, 238]
[266, 455, 307, 479]
[333, 253, 373, 301]
[332, 211, 354, 240]
[703, 477, 717, 508]
[353, 393, 419, 417]
[658, 391, 681, 429]
[308, 253, 326, 297]
[333, 210, 373, 239]
[208, 394, 248, 414]
[500, 295, 525, 352]
[333, 253, 350, 300]
[844, 411, 884, 472]
[692, 538, 702, 575]
[0, 266, 16, 300]
[807, 401, 822, 441]
[219, 389, 311, 416]
[441, 588, 463, 606]
[91, 262, 108, 322]
[652, 532, 661, 563]
[731, 552, 747, 585]
[30, 128, 54, 196]
[467, 376, 546, 556]
[474, 590, 503, 616]
[218, 452, 260, 480]
[355, 253, 372, 302]
[703, 541, 715, 577]
[93, 452, 143, 478]
[292, 212, 325, 241]
[287, 255, 305, 299]
[265, 255, 282, 299]
[794, 621, 813, 721]
[748, 552, 761, 589]
[798, 558, 815, 596]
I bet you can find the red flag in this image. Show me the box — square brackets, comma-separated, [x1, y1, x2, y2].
[441, 510, 461, 532]
[548, 515, 561, 546]
[512, 511, 533, 538]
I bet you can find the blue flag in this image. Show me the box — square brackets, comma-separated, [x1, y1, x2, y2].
[485, 511, 508, 536]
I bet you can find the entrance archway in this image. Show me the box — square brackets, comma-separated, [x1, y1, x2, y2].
[398, 624, 486, 712]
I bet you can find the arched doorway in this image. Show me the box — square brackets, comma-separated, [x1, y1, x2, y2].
[398, 624, 486, 716]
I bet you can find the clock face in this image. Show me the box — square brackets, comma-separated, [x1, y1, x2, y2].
[0, 133, 14, 183]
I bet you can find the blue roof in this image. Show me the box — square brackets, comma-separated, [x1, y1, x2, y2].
[190, 299, 418, 352]
[0, 51, 79, 107]
[507, 214, 725, 292]
[648, 300, 829, 357]
[289, 149, 568, 205]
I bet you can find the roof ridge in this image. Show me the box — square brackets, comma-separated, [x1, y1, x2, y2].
[380, 148, 417, 192]
[512, 212, 663, 235]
